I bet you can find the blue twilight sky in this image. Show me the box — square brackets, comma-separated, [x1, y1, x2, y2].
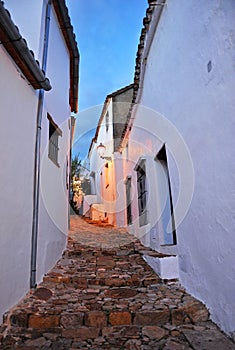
[65, 0, 148, 160]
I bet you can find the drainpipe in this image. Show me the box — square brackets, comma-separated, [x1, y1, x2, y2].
[68, 116, 76, 228]
[30, 0, 52, 289]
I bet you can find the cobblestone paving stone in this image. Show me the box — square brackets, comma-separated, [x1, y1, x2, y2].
[0, 216, 235, 349]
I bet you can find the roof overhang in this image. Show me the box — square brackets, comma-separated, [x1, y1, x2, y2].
[70, 116, 76, 143]
[0, 1, 52, 91]
[52, 0, 80, 113]
[119, 0, 166, 151]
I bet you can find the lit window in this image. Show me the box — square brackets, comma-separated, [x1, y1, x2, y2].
[47, 114, 62, 166]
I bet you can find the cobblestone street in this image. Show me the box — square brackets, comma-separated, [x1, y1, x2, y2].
[0, 216, 235, 349]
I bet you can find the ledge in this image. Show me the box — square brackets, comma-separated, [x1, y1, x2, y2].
[143, 255, 179, 280]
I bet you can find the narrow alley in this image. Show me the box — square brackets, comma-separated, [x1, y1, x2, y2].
[0, 216, 234, 350]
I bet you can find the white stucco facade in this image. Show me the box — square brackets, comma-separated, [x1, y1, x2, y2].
[116, 112, 181, 256]
[87, 86, 133, 226]
[0, 0, 78, 322]
[0, 44, 38, 322]
[3, 0, 44, 61]
[88, 99, 117, 225]
[118, 0, 235, 336]
[36, 5, 71, 282]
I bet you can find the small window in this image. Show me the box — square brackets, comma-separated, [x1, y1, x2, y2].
[125, 176, 132, 225]
[105, 111, 109, 132]
[47, 114, 62, 166]
[136, 161, 148, 226]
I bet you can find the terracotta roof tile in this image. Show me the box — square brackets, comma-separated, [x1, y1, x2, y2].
[52, 0, 79, 113]
[0, 1, 51, 90]
[119, 0, 166, 148]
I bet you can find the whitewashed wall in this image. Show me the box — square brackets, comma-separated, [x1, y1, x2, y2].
[0, 46, 38, 321]
[37, 5, 71, 283]
[3, 0, 44, 61]
[89, 100, 116, 225]
[117, 107, 178, 255]
[0, 1, 72, 319]
[128, 0, 235, 336]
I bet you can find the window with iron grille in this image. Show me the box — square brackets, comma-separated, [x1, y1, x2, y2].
[48, 114, 62, 166]
[125, 176, 132, 225]
[136, 161, 148, 226]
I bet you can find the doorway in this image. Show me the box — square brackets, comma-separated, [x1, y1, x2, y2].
[155, 145, 176, 245]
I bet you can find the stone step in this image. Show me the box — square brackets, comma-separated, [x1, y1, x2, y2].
[5, 297, 209, 335]
[1, 215, 235, 349]
[42, 274, 161, 289]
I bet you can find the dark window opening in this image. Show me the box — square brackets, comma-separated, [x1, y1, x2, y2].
[136, 161, 148, 226]
[125, 176, 132, 225]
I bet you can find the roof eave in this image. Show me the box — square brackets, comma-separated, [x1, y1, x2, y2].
[52, 0, 79, 113]
[118, 0, 166, 151]
[107, 83, 134, 98]
[0, 1, 51, 91]
[93, 96, 111, 143]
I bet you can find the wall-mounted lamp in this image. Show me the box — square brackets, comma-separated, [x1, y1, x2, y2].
[97, 142, 112, 161]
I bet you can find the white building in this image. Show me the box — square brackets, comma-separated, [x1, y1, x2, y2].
[85, 85, 133, 225]
[89, 0, 235, 337]
[0, 0, 79, 321]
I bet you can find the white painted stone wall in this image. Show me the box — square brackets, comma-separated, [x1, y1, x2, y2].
[83, 195, 98, 217]
[143, 255, 179, 280]
[4, 0, 44, 62]
[88, 88, 133, 226]
[32, 5, 71, 284]
[115, 101, 180, 255]
[0, 1, 72, 320]
[89, 100, 116, 225]
[125, 0, 235, 336]
[0, 45, 38, 321]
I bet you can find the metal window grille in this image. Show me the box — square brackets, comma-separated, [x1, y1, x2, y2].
[137, 163, 148, 226]
[126, 177, 132, 225]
